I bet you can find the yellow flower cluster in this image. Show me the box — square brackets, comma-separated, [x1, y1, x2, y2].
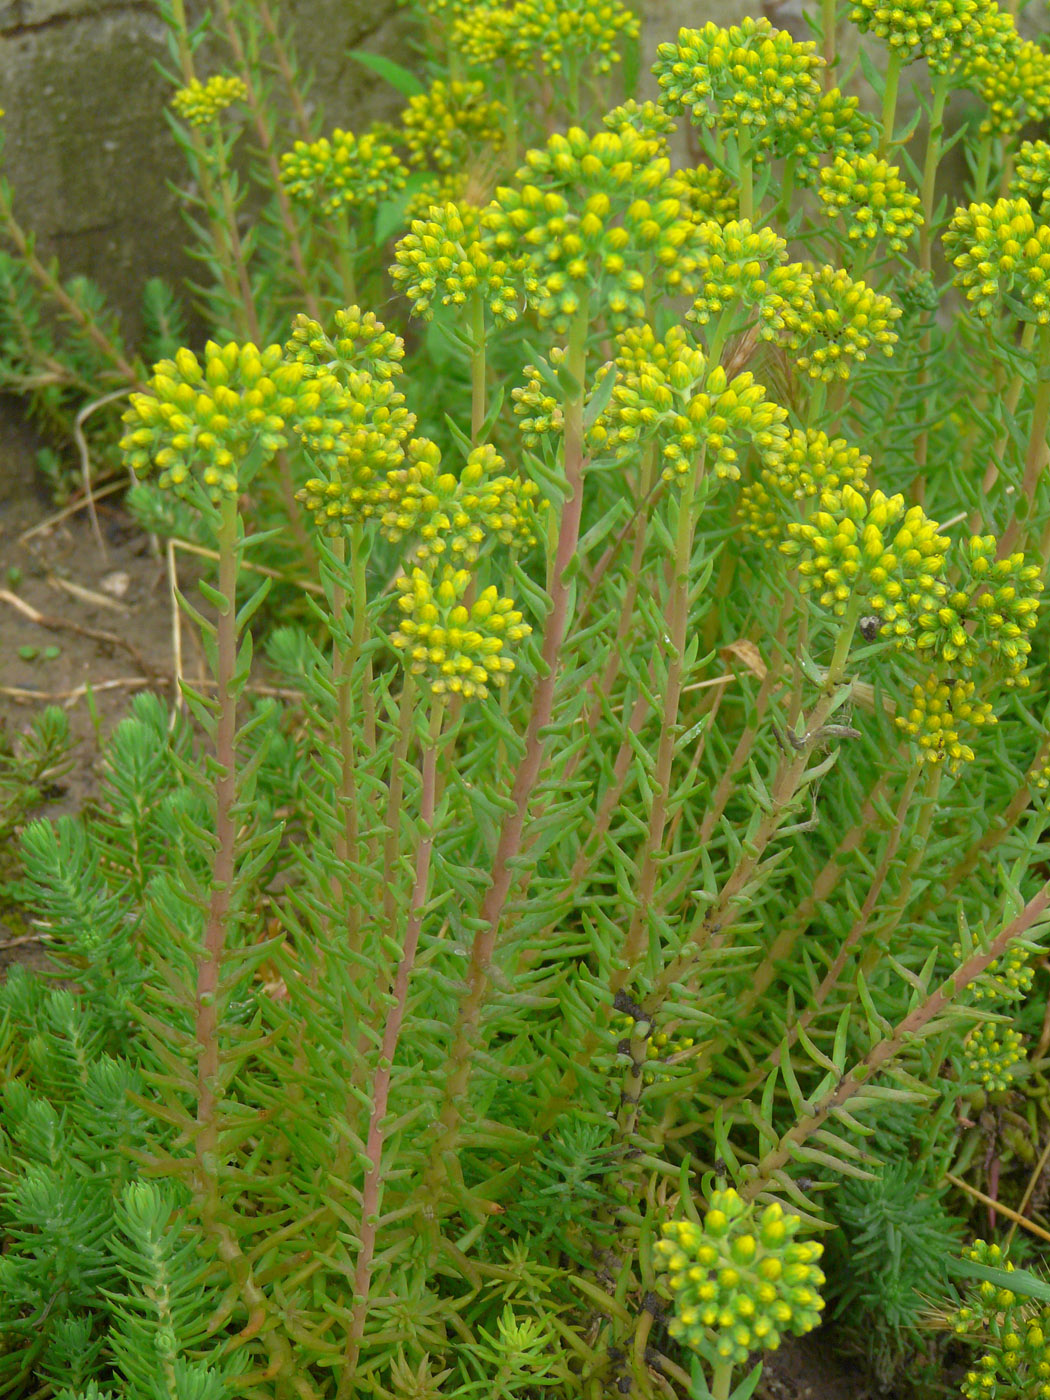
[120, 341, 309, 499]
[1013, 140, 1050, 214]
[279, 127, 407, 216]
[685, 220, 811, 341]
[599, 324, 790, 481]
[286, 305, 405, 382]
[400, 80, 506, 172]
[1029, 756, 1050, 791]
[817, 154, 922, 253]
[953, 1243, 1050, 1400]
[952, 940, 1033, 1003]
[391, 202, 525, 323]
[614, 1016, 695, 1085]
[655, 1189, 825, 1366]
[483, 127, 701, 332]
[782, 484, 949, 623]
[966, 36, 1050, 138]
[739, 430, 870, 544]
[667, 164, 738, 223]
[603, 99, 677, 142]
[962, 1021, 1025, 1093]
[510, 0, 639, 76]
[286, 309, 415, 531]
[171, 75, 247, 127]
[391, 566, 531, 699]
[784, 88, 876, 186]
[848, 0, 1016, 74]
[652, 19, 824, 146]
[913, 535, 1042, 685]
[512, 352, 615, 451]
[450, 0, 637, 76]
[781, 265, 902, 381]
[894, 674, 994, 771]
[378, 439, 540, 562]
[944, 197, 1050, 324]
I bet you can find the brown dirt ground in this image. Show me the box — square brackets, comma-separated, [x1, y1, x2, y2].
[0, 402, 197, 971]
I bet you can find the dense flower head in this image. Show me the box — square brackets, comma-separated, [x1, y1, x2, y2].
[391, 202, 525, 323]
[818, 154, 922, 253]
[779, 264, 901, 381]
[667, 164, 738, 223]
[602, 323, 791, 482]
[652, 19, 824, 147]
[782, 484, 950, 625]
[400, 80, 506, 172]
[782, 88, 876, 186]
[739, 430, 870, 544]
[686, 220, 812, 341]
[391, 566, 531, 698]
[965, 35, 1050, 137]
[962, 1021, 1025, 1092]
[449, 5, 529, 70]
[450, 0, 637, 75]
[285, 308, 415, 531]
[483, 127, 701, 332]
[603, 99, 677, 142]
[285, 305, 405, 383]
[378, 439, 540, 562]
[171, 75, 247, 128]
[894, 674, 994, 770]
[1013, 141, 1050, 215]
[655, 1189, 825, 1366]
[120, 341, 310, 499]
[511, 0, 639, 75]
[961, 1314, 1050, 1400]
[914, 534, 1042, 684]
[847, 0, 1017, 74]
[944, 197, 1050, 324]
[953, 940, 1033, 1002]
[279, 127, 408, 216]
[512, 352, 615, 451]
[614, 1016, 695, 1084]
[1029, 754, 1050, 791]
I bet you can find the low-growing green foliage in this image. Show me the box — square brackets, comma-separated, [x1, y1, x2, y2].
[6, 1, 1050, 1397]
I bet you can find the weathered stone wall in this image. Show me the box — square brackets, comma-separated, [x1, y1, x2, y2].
[0, 0, 404, 340]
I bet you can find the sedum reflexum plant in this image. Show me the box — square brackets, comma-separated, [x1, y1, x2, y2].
[7, 0, 1050, 1398]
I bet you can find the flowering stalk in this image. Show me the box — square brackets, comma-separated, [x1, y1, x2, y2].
[613, 452, 704, 998]
[215, 0, 323, 322]
[339, 696, 446, 1394]
[878, 52, 903, 157]
[1001, 326, 1050, 555]
[743, 875, 1050, 1200]
[429, 302, 591, 1175]
[469, 289, 487, 443]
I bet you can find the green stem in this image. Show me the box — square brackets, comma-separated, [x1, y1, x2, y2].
[919, 74, 951, 273]
[337, 207, 358, 308]
[973, 129, 993, 202]
[878, 51, 903, 157]
[194, 491, 240, 1227]
[821, 0, 837, 87]
[736, 133, 754, 223]
[425, 302, 591, 1192]
[712, 1362, 734, 1400]
[470, 290, 487, 443]
[1000, 326, 1050, 555]
[339, 695, 445, 1393]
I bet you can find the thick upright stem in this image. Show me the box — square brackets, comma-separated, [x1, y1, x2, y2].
[878, 52, 903, 157]
[614, 460, 701, 993]
[822, 0, 837, 87]
[470, 291, 487, 444]
[339, 698, 445, 1393]
[1000, 328, 1050, 555]
[428, 304, 590, 1170]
